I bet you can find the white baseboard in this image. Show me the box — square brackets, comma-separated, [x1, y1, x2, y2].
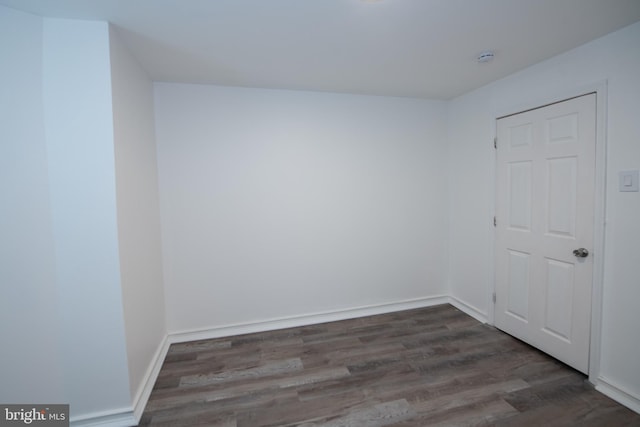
[69, 336, 170, 427]
[596, 376, 640, 415]
[448, 296, 488, 324]
[132, 335, 171, 422]
[169, 295, 449, 344]
[70, 407, 136, 427]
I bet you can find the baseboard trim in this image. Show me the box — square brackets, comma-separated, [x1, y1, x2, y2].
[596, 376, 640, 415]
[131, 335, 171, 422]
[69, 336, 170, 426]
[169, 295, 449, 344]
[70, 407, 136, 427]
[448, 296, 488, 324]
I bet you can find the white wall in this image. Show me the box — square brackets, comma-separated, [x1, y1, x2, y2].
[0, 5, 64, 404]
[109, 26, 167, 409]
[1, 9, 138, 421]
[42, 19, 132, 419]
[448, 21, 640, 405]
[155, 83, 449, 334]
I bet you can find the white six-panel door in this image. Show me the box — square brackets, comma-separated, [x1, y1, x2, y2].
[495, 94, 596, 373]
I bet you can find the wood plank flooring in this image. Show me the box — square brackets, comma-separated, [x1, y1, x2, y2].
[140, 304, 640, 426]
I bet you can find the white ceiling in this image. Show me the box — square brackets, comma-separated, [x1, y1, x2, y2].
[3, 0, 640, 99]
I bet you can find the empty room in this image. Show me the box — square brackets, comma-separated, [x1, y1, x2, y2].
[2, 0, 640, 425]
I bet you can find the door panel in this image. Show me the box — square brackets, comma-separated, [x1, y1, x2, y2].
[506, 250, 530, 322]
[546, 156, 577, 237]
[508, 161, 532, 230]
[544, 257, 574, 341]
[495, 94, 596, 373]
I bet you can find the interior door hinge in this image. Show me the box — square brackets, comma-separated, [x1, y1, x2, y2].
[494, 137, 497, 149]
[492, 292, 496, 304]
[493, 216, 496, 227]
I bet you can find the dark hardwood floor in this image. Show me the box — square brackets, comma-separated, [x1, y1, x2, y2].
[140, 304, 640, 426]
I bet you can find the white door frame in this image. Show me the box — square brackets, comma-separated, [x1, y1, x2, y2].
[489, 81, 608, 383]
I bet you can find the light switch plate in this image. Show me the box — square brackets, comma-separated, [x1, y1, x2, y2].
[619, 170, 639, 192]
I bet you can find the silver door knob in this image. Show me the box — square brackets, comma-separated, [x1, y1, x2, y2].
[573, 248, 589, 258]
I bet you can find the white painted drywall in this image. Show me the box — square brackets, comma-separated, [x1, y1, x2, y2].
[109, 26, 167, 404]
[42, 18, 132, 418]
[0, 5, 64, 404]
[448, 21, 640, 402]
[154, 84, 448, 334]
